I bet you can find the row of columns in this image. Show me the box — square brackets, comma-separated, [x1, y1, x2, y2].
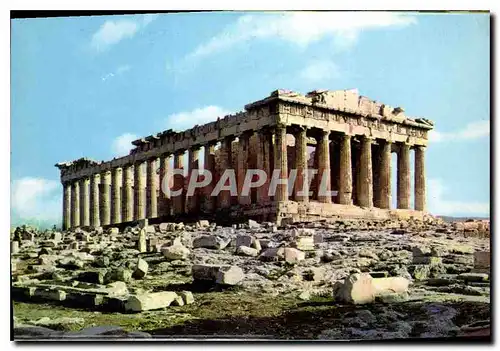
[62, 125, 427, 230]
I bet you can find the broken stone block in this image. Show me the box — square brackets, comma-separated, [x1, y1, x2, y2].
[52, 232, 62, 242]
[192, 264, 221, 281]
[193, 235, 229, 250]
[335, 273, 375, 304]
[259, 248, 285, 261]
[11, 241, 19, 254]
[192, 264, 244, 285]
[236, 235, 253, 248]
[474, 251, 490, 269]
[252, 239, 262, 251]
[161, 244, 190, 260]
[413, 256, 442, 265]
[137, 229, 147, 253]
[197, 220, 210, 228]
[284, 248, 305, 263]
[133, 258, 148, 279]
[78, 270, 106, 284]
[179, 291, 194, 304]
[106, 281, 129, 298]
[105, 268, 132, 283]
[215, 265, 244, 285]
[458, 272, 489, 283]
[372, 277, 410, 296]
[292, 237, 314, 251]
[236, 246, 259, 257]
[34, 288, 67, 302]
[171, 295, 185, 306]
[248, 219, 260, 229]
[124, 291, 179, 312]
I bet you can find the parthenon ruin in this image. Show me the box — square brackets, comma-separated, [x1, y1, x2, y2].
[56, 89, 434, 229]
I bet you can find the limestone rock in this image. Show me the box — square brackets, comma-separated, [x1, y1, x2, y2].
[161, 244, 190, 260]
[236, 245, 259, 257]
[236, 235, 253, 248]
[372, 277, 410, 295]
[133, 258, 148, 279]
[216, 265, 245, 285]
[124, 291, 179, 312]
[283, 248, 305, 263]
[193, 235, 230, 250]
[176, 292, 192, 306]
[335, 273, 375, 304]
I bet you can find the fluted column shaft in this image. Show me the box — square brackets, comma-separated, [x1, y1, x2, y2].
[122, 165, 134, 222]
[256, 131, 271, 203]
[237, 132, 251, 205]
[173, 151, 185, 215]
[397, 143, 411, 209]
[134, 161, 146, 220]
[294, 127, 309, 202]
[414, 145, 426, 211]
[317, 130, 332, 203]
[358, 136, 373, 208]
[111, 167, 122, 224]
[62, 182, 71, 230]
[146, 158, 158, 218]
[378, 140, 392, 209]
[159, 154, 171, 216]
[71, 181, 80, 228]
[338, 134, 353, 205]
[202, 144, 216, 213]
[218, 137, 233, 209]
[79, 178, 90, 227]
[100, 171, 111, 225]
[90, 174, 100, 227]
[187, 147, 201, 213]
[273, 125, 288, 202]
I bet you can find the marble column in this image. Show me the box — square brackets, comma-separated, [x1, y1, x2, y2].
[218, 137, 233, 209]
[187, 147, 201, 213]
[256, 130, 271, 203]
[317, 130, 332, 203]
[378, 140, 392, 209]
[397, 143, 411, 210]
[202, 144, 216, 213]
[71, 181, 80, 228]
[273, 125, 288, 202]
[173, 151, 185, 215]
[79, 177, 90, 227]
[111, 167, 122, 224]
[122, 164, 134, 222]
[90, 174, 100, 227]
[159, 153, 171, 216]
[237, 132, 251, 206]
[134, 161, 146, 220]
[100, 171, 111, 225]
[146, 157, 158, 218]
[62, 182, 71, 230]
[294, 126, 309, 202]
[414, 145, 426, 211]
[358, 136, 373, 208]
[338, 134, 353, 205]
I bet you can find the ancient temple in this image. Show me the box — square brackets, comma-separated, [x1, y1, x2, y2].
[56, 89, 434, 229]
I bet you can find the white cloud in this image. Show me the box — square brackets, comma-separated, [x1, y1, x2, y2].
[166, 106, 232, 131]
[429, 120, 490, 143]
[91, 14, 158, 52]
[11, 177, 61, 222]
[300, 59, 340, 83]
[187, 12, 416, 60]
[427, 178, 489, 216]
[112, 133, 138, 157]
[102, 64, 132, 81]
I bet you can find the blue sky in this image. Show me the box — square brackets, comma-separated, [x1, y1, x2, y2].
[10, 12, 490, 226]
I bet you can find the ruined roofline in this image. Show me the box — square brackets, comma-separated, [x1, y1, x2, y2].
[55, 88, 433, 175]
[245, 89, 434, 130]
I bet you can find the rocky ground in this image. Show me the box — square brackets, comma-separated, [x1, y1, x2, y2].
[10, 217, 491, 341]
